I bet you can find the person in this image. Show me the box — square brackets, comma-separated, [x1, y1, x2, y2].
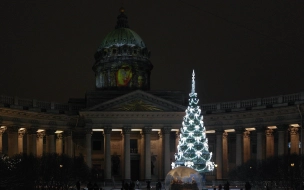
[156, 181, 162, 190]
[76, 180, 81, 190]
[136, 180, 140, 189]
[146, 181, 151, 189]
[219, 184, 222, 190]
[224, 181, 230, 190]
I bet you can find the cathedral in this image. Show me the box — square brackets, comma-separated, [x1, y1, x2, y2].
[0, 8, 303, 183]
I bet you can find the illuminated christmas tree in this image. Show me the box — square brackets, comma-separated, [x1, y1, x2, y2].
[172, 70, 214, 173]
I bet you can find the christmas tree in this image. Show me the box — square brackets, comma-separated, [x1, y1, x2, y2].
[172, 70, 214, 173]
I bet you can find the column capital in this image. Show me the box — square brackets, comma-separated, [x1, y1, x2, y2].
[37, 131, 45, 139]
[234, 127, 244, 134]
[56, 133, 63, 139]
[243, 130, 250, 138]
[223, 131, 228, 139]
[0, 129, 5, 136]
[255, 126, 266, 133]
[289, 127, 299, 135]
[142, 126, 152, 134]
[215, 129, 225, 135]
[85, 128, 92, 135]
[265, 129, 273, 137]
[103, 127, 112, 134]
[18, 129, 26, 138]
[162, 126, 171, 134]
[123, 126, 132, 134]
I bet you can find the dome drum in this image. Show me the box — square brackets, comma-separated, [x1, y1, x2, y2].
[94, 60, 151, 90]
[93, 9, 153, 91]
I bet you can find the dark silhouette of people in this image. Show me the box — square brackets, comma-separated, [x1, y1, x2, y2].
[76, 180, 81, 190]
[224, 181, 230, 190]
[245, 182, 251, 190]
[136, 180, 140, 189]
[124, 182, 130, 190]
[146, 181, 151, 189]
[87, 181, 93, 190]
[130, 181, 135, 190]
[219, 184, 222, 190]
[93, 182, 99, 190]
[156, 181, 162, 190]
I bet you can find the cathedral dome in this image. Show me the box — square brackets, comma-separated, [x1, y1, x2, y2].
[97, 28, 147, 50]
[93, 8, 153, 91]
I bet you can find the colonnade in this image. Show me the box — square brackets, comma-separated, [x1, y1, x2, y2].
[214, 124, 302, 179]
[0, 126, 73, 157]
[84, 126, 172, 182]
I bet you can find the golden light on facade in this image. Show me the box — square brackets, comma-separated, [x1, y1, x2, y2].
[55, 130, 63, 133]
[245, 128, 256, 131]
[290, 124, 300, 128]
[92, 129, 103, 132]
[268, 126, 277, 129]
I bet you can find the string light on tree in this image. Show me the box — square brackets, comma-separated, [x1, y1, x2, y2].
[172, 70, 214, 173]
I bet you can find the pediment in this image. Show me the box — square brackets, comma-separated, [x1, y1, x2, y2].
[85, 90, 186, 112]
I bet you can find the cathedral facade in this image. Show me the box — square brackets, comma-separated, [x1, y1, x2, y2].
[0, 8, 303, 182]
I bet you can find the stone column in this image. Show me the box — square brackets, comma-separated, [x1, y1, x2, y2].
[158, 131, 163, 180]
[86, 128, 92, 168]
[265, 129, 274, 158]
[103, 127, 112, 182]
[18, 129, 26, 153]
[45, 129, 55, 153]
[36, 131, 45, 156]
[140, 132, 145, 180]
[175, 130, 180, 153]
[66, 130, 73, 157]
[0, 128, 5, 154]
[7, 126, 18, 157]
[27, 128, 36, 155]
[123, 126, 131, 181]
[64, 135, 68, 154]
[277, 126, 286, 156]
[56, 133, 63, 154]
[222, 131, 228, 179]
[215, 130, 223, 179]
[143, 126, 152, 181]
[235, 128, 243, 166]
[256, 127, 263, 160]
[289, 126, 299, 154]
[163, 127, 171, 179]
[243, 130, 250, 163]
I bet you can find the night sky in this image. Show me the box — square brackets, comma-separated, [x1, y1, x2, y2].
[1, 1, 303, 104]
